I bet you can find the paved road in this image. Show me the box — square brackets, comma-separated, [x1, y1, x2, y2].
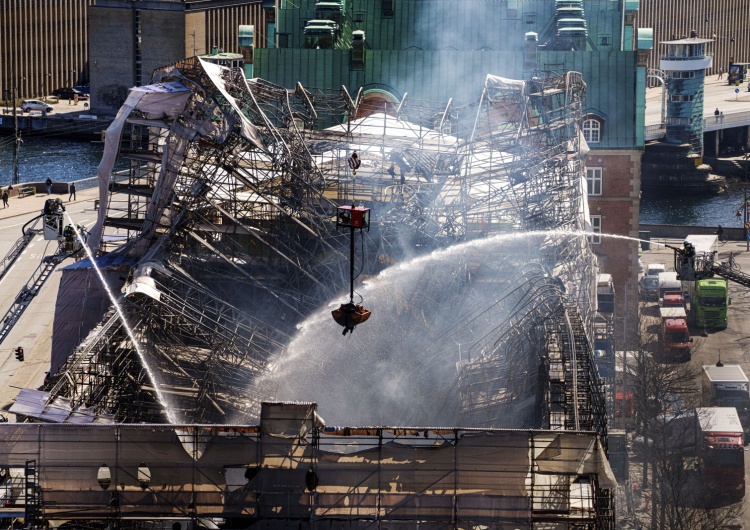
[8, 94, 95, 117]
[0, 187, 99, 416]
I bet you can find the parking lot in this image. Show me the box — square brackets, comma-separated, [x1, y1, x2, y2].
[636, 236, 750, 527]
[5, 92, 93, 117]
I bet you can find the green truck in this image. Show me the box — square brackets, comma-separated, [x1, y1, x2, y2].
[689, 278, 729, 329]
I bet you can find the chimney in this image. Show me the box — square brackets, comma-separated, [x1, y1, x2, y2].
[352, 30, 365, 69]
[524, 32, 538, 71]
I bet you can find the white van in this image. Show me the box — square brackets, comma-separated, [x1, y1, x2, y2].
[646, 263, 666, 277]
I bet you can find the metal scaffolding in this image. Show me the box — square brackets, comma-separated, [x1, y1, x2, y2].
[0, 403, 616, 528]
[11, 58, 614, 526]
[43, 59, 602, 423]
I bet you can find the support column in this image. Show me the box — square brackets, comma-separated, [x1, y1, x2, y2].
[716, 130, 720, 156]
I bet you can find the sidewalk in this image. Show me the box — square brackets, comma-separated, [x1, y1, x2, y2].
[0, 183, 100, 220]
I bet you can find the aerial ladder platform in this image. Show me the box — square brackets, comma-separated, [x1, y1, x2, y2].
[0, 201, 84, 346]
[671, 244, 750, 288]
[0, 217, 41, 283]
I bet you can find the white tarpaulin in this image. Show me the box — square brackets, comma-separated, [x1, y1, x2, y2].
[88, 83, 192, 250]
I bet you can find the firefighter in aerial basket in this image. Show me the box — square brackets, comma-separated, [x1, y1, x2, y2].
[43, 197, 65, 215]
[332, 302, 371, 336]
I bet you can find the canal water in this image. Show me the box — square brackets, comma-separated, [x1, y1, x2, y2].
[2, 136, 748, 227]
[639, 179, 750, 227]
[0, 136, 104, 185]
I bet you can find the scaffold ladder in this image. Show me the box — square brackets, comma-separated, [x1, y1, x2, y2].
[24, 459, 39, 526]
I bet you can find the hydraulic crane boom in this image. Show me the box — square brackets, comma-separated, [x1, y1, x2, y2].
[0, 217, 41, 283]
[707, 264, 750, 288]
[669, 244, 750, 287]
[0, 208, 85, 347]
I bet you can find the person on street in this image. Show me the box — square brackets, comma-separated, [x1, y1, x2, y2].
[45, 177, 52, 195]
[717, 224, 726, 241]
[68, 182, 76, 201]
[1, 189, 8, 209]
[715, 108, 721, 122]
[718, 68, 723, 80]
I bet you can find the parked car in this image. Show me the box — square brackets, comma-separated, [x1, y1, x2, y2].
[53, 87, 89, 100]
[74, 84, 90, 94]
[639, 274, 659, 300]
[21, 99, 53, 113]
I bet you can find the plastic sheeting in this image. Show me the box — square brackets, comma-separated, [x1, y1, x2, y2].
[50, 265, 126, 376]
[88, 83, 192, 250]
[0, 418, 611, 523]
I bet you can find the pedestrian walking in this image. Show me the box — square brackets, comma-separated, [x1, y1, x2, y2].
[45, 177, 52, 195]
[68, 182, 76, 201]
[715, 108, 720, 122]
[718, 67, 724, 80]
[1, 189, 8, 209]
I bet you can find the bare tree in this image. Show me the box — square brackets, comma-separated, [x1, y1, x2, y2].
[626, 316, 742, 529]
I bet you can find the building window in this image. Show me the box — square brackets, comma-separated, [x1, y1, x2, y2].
[586, 167, 602, 196]
[589, 216, 601, 244]
[600, 35, 611, 46]
[670, 71, 695, 79]
[670, 94, 694, 102]
[382, 0, 394, 17]
[583, 118, 601, 143]
[354, 12, 365, 22]
[667, 117, 692, 125]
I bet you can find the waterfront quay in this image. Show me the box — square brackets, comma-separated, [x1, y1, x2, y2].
[0, 98, 111, 141]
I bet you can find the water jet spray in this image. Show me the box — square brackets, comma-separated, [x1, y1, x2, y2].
[63, 212, 176, 423]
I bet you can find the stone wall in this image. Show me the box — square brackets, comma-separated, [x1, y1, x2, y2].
[639, 224, 743, 240]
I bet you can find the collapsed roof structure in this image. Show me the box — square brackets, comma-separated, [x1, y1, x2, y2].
[28, 57, 604, 428]
[6, 58, 615, 526]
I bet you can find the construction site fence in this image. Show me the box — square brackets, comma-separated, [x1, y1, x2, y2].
[0, 422, 613, 527]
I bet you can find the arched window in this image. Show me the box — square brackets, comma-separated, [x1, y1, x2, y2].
[583, 118, 601, 143]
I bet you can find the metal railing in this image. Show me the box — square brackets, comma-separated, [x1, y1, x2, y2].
[645, 108, 750, 140]
[68, 176, 98, 191]
[644, 123, 666, 140]
[703, 109, 750, 128]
